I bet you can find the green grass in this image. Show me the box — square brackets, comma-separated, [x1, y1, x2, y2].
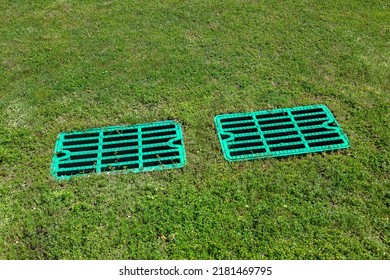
[0, 0, 389, 259]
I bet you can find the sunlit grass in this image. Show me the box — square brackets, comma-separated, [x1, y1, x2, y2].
[0, 0, 389, 259]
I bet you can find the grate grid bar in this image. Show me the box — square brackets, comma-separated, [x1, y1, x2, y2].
[287, 109, 309, 150]
[252, 115, 270, 154]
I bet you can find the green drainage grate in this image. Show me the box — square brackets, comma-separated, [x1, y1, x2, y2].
[214, 104, 350, 162]
[51, 120, 186, 180]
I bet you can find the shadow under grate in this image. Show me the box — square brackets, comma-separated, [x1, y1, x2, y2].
[51, 120, 186, 180]
[214, 104, 350, 162]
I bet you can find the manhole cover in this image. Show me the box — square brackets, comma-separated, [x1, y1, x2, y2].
[51, 120, 186, 179]
[214, 104, 350, 161]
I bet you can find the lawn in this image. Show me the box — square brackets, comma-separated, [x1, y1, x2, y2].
[0, 0, 389, 259]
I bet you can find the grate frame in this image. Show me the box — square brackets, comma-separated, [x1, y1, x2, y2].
[214, 104, 350, 162]
[51, 120, 186, 180]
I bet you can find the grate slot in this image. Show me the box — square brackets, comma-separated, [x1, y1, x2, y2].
[296, 119, 329, 127]
[142, 124, 176, 132]
[142, 130, 176, 138]
[268, 140, 305, 148]
[220, 116, 253, 123]
[102, 153, 138, 160]
[102, 149, 138, 157]
[228, 141, 264, 149]
[62, 139, 99, 146]
[103, 135, 138, 142]
[269, 144, 306, 152]
[142, 136, 176, 145]
[101, 156, 139, 165]
[103, 129, 137, 136]
[304, 132, 340, 141]
[51, 121, 186, 179]
[224, 127, 258, 134]
[263, 131, 298, 138]
[294, 113, 327, 121]
[64, 150, 98, 156]
[66, 146, 99, 152]
[260, 124, 295, 131]
[256, 112, 286, 119]
[64, 133, 99, 140]
[70, 153, 98, 160]
[259, 121, 294, 128]
[308, 138, 345, 147]
[58, 161, 97, 169]
[230, 148, 266, 157]
[62, 142, 99, 148]
[234, 135, 261, 142]
[142, 145, 177, 153]
[215, 105, 349, 161]
[229, 146, 265, 152]
[223, 125, 257, 131]
[142, 151, 179, 160]
[62, 136, 100, 142]
[296, 116, 329, 123]
[101, 162, 139, 168]
[102, 141, 138, 149]
[143, 156, 179, 163]
[291, 108, 323, 115]
[143, 158, 181, 167]
[222, 121, 256, 129]
[101, 164, 139, 172]
[265, 134, 301, 141]
[257, 117, 291, 125]
[266, 137, 301, 145]
[300, 127, 330, 134]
